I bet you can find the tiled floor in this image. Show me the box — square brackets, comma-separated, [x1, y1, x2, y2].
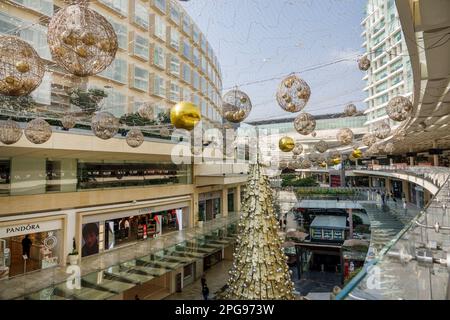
[165, 259, 233, 300]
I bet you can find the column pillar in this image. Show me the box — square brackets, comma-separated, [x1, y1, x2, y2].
[222, 187, 228, 217]
[402, 180, 411, 202]
[193, 191, 199, 226]
[432, 141, 439, 166]
[385, 178, 391, 193]
[348, 208, 353, 239]
[409, 156, 414, 166]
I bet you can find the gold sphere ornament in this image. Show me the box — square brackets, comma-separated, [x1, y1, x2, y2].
[0, 36, 45, 96]
[332, 157, 341, 165]
[170, 101, 201, 131]
[352, 149, 362, 159]
[294, 112, 316, 135]
[47, 1, 118, 76]
[61, 113, 76, 129]
[374, 121, 391, 139]
[91, 112, 119, 140]
[126, 128, 144, 148]
[276, 75, 311, 113]
[25, 118, 52, 144]
[337, 128, 354, 145]
[386, 96, 413, 122]
[315, 140, 328, 153]
[358, 56, 371, 71]
[0, 119, 22, 145]
[344, 104, 357, 117]
[362, 133, 377, 147]
[137, 103, 154, 120]
[222, 90, 252, 123]
[279, 136, 295, 152]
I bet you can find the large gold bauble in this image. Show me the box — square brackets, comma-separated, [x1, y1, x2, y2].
[47, 2, 118, 77]
[170, 101, 201, 131]
[358, 56, 371, 71]
[0, 119, 22, 145]
[279, 136, 295, 152]
[126, 128, 144, 148]
[337, 128, 354, 145]
[332, 157, 341, 165]
[352, 149, 362, 159]
[25, 118, 52, 144]
[222, 90, 252, 123]
[294, 112, 316, 135]
[374, 121, 391, 139]
[0, 36, 45, 96]
[91, 112, 119, 140]
[276, 75, 310, 113]
[386, 96, 413, 122]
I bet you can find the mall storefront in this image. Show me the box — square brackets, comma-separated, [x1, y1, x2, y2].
[0, 215, 65, 278]
[77, 196, 191, 259]
[198, 192, 221, 222]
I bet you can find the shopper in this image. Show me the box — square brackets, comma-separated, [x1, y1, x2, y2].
[202, 284, 210, 300]
[21, 234, 32, 258]
[201, 274, 207, 287]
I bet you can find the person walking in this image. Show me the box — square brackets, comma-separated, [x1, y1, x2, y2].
[21, 234, 32, 258]
[201, 274, 207, 288]
[202, 284, 210, 300]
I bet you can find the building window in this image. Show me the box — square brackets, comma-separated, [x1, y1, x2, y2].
[193, 48, 200, 67]
[192, 26, 200, 44]
[182, 64, 191, 84]
[201, 77, 207, 95]
[100, 58, 127, 84]
[169, 55, 180, 77]
[169, 0, 180, 25]
[192, 71, 199, 90]
[20, 24, 51, 60]
[182, 38, 191, 60]
[154, 15, 166, 41]
[153, 74, 166, 98]
[170, 81, 180, 102]
[192, 94, 199, 106]
[132, 66, 149, 92]
[154, 0, 166, 13]
[102, 90, 127, 117]
[9, 0, 53, 16]
[169, 28, 180, 51]
[133, 1, 149, 30]
[31, 73, 51, 105]
[133, 34, 149, 60]
[99, 0, 128, 16]
[182, 15, 191, 34]
[153, 45, 166, 69]
[200, 35, 206, 53]
[109, 20, 128, 50]
[182, 88, 191, 101]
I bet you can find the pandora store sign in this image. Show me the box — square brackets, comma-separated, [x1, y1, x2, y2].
[0, 220, 62, 238]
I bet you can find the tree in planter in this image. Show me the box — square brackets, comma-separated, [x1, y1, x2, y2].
[0, 94, 37, 114]
[69, 88, 107, 115]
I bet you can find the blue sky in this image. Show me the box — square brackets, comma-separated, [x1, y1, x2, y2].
[180, 0, 368, 122]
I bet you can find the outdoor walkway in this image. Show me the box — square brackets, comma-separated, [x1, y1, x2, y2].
[0, 214, 239, 300]
[165, 259, 233, 300]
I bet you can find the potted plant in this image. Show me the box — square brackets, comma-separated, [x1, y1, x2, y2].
[68, 238, 79, 265]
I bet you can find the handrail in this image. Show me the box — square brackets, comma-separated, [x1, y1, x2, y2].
[335, 169, 450, 300]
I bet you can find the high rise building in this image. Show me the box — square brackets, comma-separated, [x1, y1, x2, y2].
[361, 0, 413, 131]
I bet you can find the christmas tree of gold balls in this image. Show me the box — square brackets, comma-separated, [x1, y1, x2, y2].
[221, 161, 295, 300]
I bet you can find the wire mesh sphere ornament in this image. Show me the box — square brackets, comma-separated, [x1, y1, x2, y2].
[294, 112, 316, 135]
[362, 133, 377, 147]
[222, 90, 252, 123]
[138, 103, 154, 120]
[25, 118, 52, 144]
[374, 121, 391, 139]
[344, 104, 357, 117]
[386, 96, 413, 122]
[314, 140, 328, 153]
[337, 128, 354, 146]
[300, 159, 312, 169]
[126, 128, 144, 148]
[47, 1, 118, 77]
[160, 126, 170, 138]
[0, 119, 22, 145]
[0, 36, 45, 96]
[276, 75, 311, 113]
[358, 56, 371, 71]
[311, 131, 317, 137]
[384, 142, 395, 154]
[61, 113, 76, 130]
[91, 111, 119, 140]
[292, 144, 303, 155]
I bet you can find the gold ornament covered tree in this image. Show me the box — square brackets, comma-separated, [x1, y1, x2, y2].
[222, 162, 295, 300]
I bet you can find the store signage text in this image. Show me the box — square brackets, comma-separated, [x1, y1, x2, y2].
[5, 224, 40, 235]
[0, 220, 62, 238]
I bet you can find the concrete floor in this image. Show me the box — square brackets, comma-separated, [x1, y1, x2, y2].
[165, 259, 233, 300]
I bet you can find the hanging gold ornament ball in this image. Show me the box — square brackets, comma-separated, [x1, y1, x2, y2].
[25, 118, 52, 144]
[47, 1, 118, 77]
[222, 90, 252, 123]
[337, 128, 354, 145]
[0, 119, 23, 145]
[61, 113, 76, 130]
[358, 55, 371, 71]
[126, 128, 144, 148]
[279, 136, 295, 152]
[91, 111, 119, 140]
[0, 35, 45, 96]
[352, 148, 362, 159]
[332, 157, 341, 165]
[276, 75, 311, 113]
[294, 112, 316, 135]
[170, 101, 201, 131]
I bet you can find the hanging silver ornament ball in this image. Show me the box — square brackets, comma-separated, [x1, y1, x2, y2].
[358, 56, 371, 71]
[374, 121, 391, 139]
[294, 112, 316, 135]
[362, 133, 377, 147]
[160, 126, 170, 137]
[344, 103, 357, 117]
[222, 90, 252, 123]
[311, 131, 317, 137]
[386, 96, 413, 122]
[315, 140, 328, 153]
[137, 103, 154, 120]
[0, 119, 23, 145]
[126, 128, 144, 148]
[337, 128, 354, 145]
[384, 142, 395, 154]
[0, 35, 45, 96]
[91, 111, 119, 140]
[276, 75, 311, 113]
[25, 118, 52, 144]
[47, 2, 118, 76]
[61, 113, 76, 129]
